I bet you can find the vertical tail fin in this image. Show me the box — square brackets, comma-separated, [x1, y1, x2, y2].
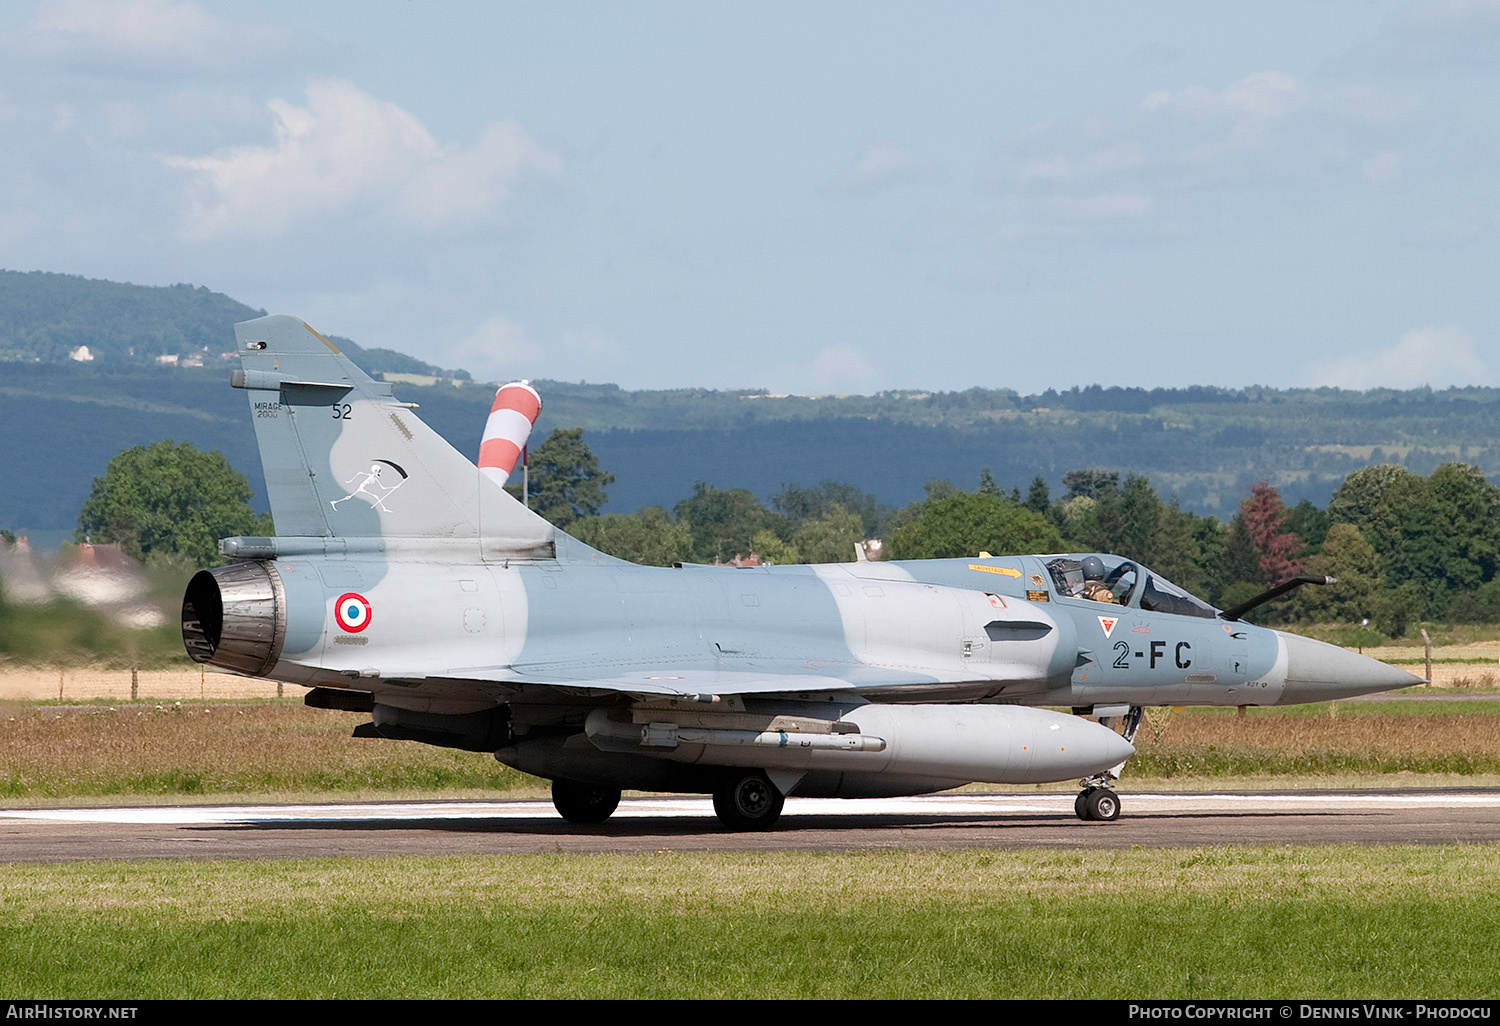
[233, 314, 554, 555]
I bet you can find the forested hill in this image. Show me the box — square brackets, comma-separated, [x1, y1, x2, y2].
[446, 379, 1500, 520]
[0, 269, 465, 378]
[0, 270, 260, 364]
[2, 270, 1499, 533]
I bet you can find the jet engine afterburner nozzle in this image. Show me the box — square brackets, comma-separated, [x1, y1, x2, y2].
[181, 560, 286, 677]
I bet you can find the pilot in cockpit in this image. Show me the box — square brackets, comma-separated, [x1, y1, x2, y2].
[1045, 556, 1118, 604]
[1079, 556, 1117, 604]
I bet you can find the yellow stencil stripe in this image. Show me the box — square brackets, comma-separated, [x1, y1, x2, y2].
[304, 322, 341, 354]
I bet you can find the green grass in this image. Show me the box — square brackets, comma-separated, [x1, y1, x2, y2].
[0, 702, 539, 800]
[6, 698, 1500, 803]
[1, 847, 1497, 998]
[1125, 702, 1500, 778]
[0, 750, 536, 799]
[1129, 750, 1500, 776]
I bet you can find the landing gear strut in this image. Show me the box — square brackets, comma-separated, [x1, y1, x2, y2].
[1074, 705, 1144, 822]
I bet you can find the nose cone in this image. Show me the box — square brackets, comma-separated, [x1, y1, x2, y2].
[1277, 631, 1424, 703]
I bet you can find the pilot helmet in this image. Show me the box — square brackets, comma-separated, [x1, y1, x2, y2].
[1081, 555, 1106, 581]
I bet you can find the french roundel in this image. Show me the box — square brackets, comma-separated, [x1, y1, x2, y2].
[334, 592, 372, 633]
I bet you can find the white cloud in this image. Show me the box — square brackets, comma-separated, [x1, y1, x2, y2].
[166, 80, 560, 239]
[49, 102, 75, 133]
[1346, 0, 1500, 73]
[1362, 150, 1403, 185]
[453, 315, 542, 372]
[979, 70, 1421, 240]
[1142, 70, 1300, 122]
[1020, 144, 1145, 183]
[448, 314, 624, 384]
[1308, 325, 1488, 389]
[3, 0, 294, 78]
[0, 1, 337, 271]
[826, 142, 936, 195]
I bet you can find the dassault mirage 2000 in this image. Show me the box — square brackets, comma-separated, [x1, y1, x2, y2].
[181, 316, 1421, 829]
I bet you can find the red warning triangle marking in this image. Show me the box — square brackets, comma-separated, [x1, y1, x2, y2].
[1097, 615, 1119, 638]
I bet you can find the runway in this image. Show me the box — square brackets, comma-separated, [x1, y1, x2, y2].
[3, 789, 1499, 862]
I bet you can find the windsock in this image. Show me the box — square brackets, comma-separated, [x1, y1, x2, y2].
[478, 381, 542, 486]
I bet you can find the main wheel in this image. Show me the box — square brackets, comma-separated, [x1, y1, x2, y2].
[712, 769, 785, 831]
[1082, 787, 1121, 822]
[551, 779, 621, 824]
[1075, 790, 1093, 820]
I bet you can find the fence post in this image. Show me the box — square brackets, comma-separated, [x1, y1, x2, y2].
[1420, 628, 1431, 688]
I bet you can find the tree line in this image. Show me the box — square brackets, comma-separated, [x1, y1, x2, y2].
[46, 428, 1500, 639]
[556, 438, 1500, 637]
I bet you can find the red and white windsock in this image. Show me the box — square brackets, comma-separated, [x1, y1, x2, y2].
[478, 381, 542, 486]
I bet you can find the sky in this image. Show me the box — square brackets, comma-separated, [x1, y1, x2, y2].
[0, 0, 1496, 395]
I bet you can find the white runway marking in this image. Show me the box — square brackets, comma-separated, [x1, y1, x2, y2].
[2, 791, 1498, 826]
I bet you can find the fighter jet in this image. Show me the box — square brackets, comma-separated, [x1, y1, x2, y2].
[182, 316, 1421, 829]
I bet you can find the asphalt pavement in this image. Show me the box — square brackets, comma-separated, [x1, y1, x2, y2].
[3, 790, 1498, 862]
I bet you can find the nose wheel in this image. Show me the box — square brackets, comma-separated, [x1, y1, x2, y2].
[1074, 786, 1121, 821]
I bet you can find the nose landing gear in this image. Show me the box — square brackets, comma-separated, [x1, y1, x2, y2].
[1075, 785, 1121, 821]
[1074, 704, 1143, 822]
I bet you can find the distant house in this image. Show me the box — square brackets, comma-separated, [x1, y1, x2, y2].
[69, 345, 94, 362]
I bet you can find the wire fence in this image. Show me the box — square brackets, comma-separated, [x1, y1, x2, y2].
[0, 667, 285, 701]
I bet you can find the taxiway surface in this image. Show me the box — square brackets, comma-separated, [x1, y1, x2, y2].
[3, 790, 1499, 862]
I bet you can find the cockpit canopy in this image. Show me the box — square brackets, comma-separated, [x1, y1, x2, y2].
[1043, 554, 1217, 619]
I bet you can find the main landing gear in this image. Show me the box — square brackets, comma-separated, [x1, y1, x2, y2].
[551, 779, 622, 824]
[712, 768, 785, 831]
[1074, 704, 1144, 822]
[550, 770, 788, 830]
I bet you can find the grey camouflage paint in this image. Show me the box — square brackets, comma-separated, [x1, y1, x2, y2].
[185, 315, 1420, 803]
